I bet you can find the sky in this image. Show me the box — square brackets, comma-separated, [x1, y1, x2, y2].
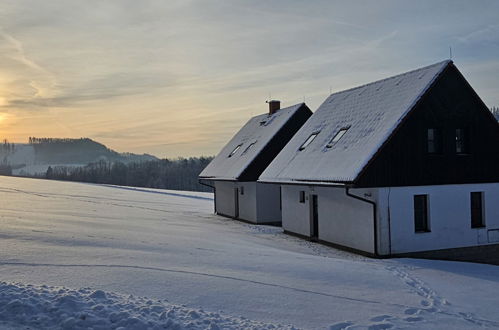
[0, 1, 498, 158]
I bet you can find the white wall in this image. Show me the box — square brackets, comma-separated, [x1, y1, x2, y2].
[256, 183, 282, 223]
[214, 181, 236, 218]
[214, 181, 281, 224]
[380, 183, 499, 254]
[238, 182, 257, 222]
[281, 185, 376, 253]
[281, 185, 312, 236]
[318, 187, 376, 253]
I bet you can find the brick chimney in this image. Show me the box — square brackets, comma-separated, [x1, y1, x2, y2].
[267, 100, 280, 115]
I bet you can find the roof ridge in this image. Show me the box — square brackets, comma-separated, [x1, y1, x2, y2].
[328, 60, 452, 97]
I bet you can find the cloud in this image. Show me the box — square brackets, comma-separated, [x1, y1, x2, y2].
[0, 1, 499, 157]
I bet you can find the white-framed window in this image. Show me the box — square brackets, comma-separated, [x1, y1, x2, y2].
[327, 127, 350, 148]
[228, 144, 242, 157]
[299, 132, 319, 151]
[242, 141, 257, 154]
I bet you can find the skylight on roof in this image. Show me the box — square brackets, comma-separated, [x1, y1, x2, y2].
[242, 141, 257, 154]
[326, 127, 350, 148]
[299, 132, 319, 151]
[228, 144, 242, 157]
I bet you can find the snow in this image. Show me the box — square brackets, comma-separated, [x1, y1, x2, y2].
[0, 282, 284, 330]
[1, 175, 499, 329]
[259, 61, 451, 184]
[200, 103, 308, 180]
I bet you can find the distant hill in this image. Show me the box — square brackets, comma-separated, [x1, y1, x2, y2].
[0, 137, 158, 176]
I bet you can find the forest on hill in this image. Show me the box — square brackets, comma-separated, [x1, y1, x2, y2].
[28, 137, 158, 164]
[45, 157, 213, 192]
[0, 138, 213, 192]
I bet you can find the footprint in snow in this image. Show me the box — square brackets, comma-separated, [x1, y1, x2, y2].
[404, 308, 419, 315]
[370, 315, 392, 322]
[367, 323, 393, 330]
[328, 321, 354, 330]
[404, 316, 424, 322]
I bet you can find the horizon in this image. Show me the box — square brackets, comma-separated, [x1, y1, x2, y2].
[1, 1, 499, 158]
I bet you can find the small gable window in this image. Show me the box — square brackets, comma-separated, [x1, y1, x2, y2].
[228, 144, 242, 157]
[427, 128, 442, 154]
[299, 132, 319, 151]
[455, 128, 470, 154]
[327, 127, 350, 148]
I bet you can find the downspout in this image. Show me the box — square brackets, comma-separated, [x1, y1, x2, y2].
[345, 187, 379, 257]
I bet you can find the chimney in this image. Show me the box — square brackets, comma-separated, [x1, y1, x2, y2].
[267, 100, 280, 115]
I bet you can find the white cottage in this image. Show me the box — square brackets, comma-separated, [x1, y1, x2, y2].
[259, 60, 499, 258]
[199, 101, 312, 224]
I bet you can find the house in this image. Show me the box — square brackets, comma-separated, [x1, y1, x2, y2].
[259, 60, 499, 258]
[199, 101, 312, 224]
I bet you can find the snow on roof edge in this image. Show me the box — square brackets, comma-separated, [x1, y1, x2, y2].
[327, 60, 452, 99]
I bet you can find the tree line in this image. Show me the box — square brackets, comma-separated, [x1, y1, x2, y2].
[45, 157, 214, 192]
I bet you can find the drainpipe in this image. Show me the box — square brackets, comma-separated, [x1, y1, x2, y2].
[345, 187, 379, 257]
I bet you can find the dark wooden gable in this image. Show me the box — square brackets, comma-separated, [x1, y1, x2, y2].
[355, 63, 499, 188]
[239, 104, 312, 181]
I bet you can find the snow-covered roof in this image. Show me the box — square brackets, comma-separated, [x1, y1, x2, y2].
[200, 103, 309, 181]
[260, 60, 452, 184]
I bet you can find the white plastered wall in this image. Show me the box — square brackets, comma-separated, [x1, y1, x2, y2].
[214, 181, 281, 224]
[237, 182, 257, 222]
[378, 183, 499, 254]
[214, 181, 236, 218]
[256, 183, 282, 223]
[281, 185, 376, 254]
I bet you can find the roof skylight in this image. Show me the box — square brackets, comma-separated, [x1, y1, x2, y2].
[299, 132, 319, 151]
[228, 144, 242, 157]
[242, 141, 257, 154]
[326, 127, 350, 148]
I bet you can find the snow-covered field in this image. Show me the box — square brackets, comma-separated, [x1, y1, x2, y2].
[0, 176, 498, 329]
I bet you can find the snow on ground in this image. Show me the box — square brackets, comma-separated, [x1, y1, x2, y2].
[0, 175, 498, 329]
[0, 282, 285, 330]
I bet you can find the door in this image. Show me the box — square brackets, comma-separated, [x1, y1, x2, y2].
[310, 194, 319, 240]
[234, 188, 239, 219]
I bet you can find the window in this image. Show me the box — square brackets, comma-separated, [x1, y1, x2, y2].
[242, 141, 257, 154]
[327, 127, 349, 148]
[455, 128, 469, 154]
[414, 195, 430, 232]
[299, 191, 305, 203]
[228, 144, 241, 157]
[471, 192, 485, 228]
[427, 128, 442, 154]
[299, 132, 319, 150]
[240, 186, 244, 195]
